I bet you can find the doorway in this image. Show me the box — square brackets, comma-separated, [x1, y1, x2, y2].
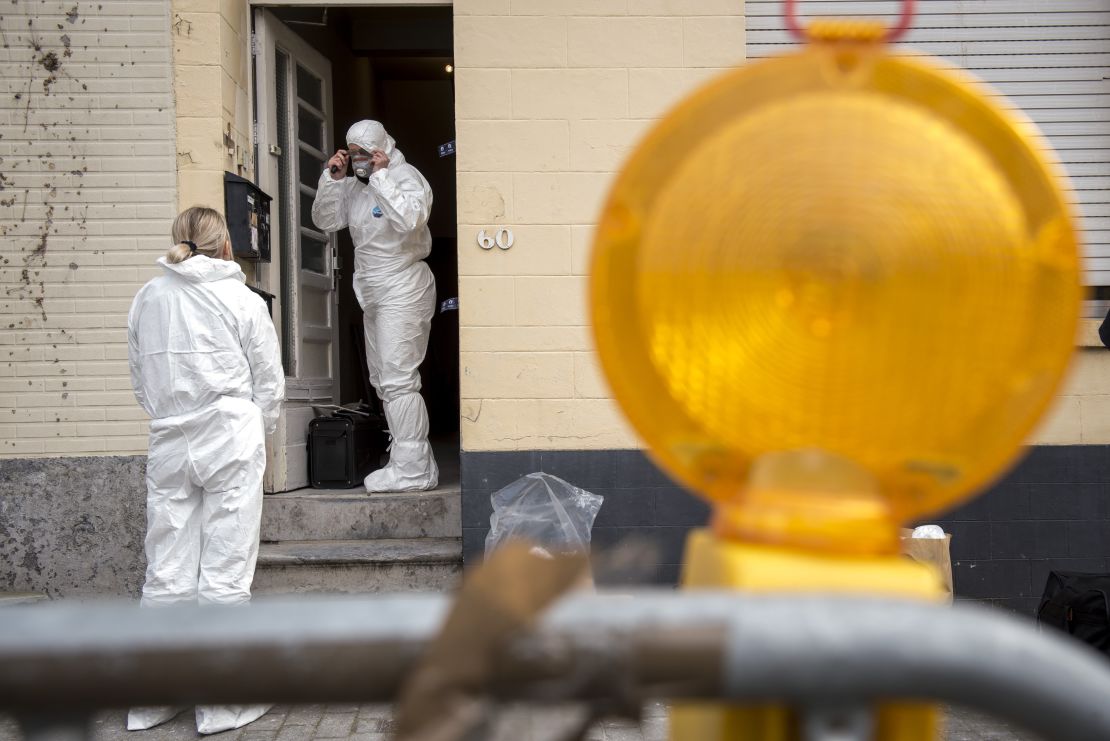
[254, 5, 459, 493]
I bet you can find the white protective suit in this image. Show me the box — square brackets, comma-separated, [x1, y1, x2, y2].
[312, 120, 439, 492]
[126, 254, 285, 735]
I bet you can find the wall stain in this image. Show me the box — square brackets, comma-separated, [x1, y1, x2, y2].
[1, 10, 91, 334]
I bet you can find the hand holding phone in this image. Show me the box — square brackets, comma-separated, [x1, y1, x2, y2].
[327, 149, 349, 180]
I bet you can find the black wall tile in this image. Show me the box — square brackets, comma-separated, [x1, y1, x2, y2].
[461, 451, 538, 491]
[461, 488, 492, 528]
[462, 527, 486, 563]
[986, 483, 1030, 522]
[614, 450, 679, 489]
[1033, 521, 1071, 559]
[1013, 446, 1082, 485]
[538, 450, 617, 490]
[1026, 483, 1102, 521]
[943, 521, 990, 561]
[592, 488, 655, 528]
[654, 487, 711, 527]
[1082, 483, 1110, 519]
[1079, 446, 1110, 484]
[1066, 521, 1110, 558]
[989, 522, 1037, 560]
[953, 560, 1032, 599]
[938, 494, 991, 522]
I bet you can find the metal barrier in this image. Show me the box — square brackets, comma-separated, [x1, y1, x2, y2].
[3, 592, 1110, 740]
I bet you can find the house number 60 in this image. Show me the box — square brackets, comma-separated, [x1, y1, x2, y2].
[478, 228, 514, 250]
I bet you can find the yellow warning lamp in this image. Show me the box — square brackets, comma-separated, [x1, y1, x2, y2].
[590, 2, 1081, 734]
[591, 3, 1080, 558]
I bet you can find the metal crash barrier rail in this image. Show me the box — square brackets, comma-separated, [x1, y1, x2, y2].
[3, 593, 1110, 740]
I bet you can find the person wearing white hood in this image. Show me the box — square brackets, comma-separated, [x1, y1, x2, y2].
[125, 206, 284, 734]
[312, 119, 439, 492]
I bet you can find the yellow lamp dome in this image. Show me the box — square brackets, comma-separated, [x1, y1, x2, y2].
[590, 34, 1081, 553]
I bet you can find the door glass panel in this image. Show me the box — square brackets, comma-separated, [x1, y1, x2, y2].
[301, 231, 328, 274]
[299, 147, 323, 188]
[302, 339, 330, 378]
[298, 106, 324, 153]
[299, 187, 316, 233]
[296, 63, 323, 111]
[302, 288, 330, 325]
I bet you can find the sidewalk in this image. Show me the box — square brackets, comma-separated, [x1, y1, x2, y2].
[0, 703, 1035, 740]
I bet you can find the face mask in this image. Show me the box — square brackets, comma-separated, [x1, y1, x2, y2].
[348, 148, 376, 179]
[353, 158, 371, 179]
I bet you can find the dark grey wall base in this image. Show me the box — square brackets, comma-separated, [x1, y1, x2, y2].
[7, 445, 1110, 606]
[0, 456, 146, 599]
[462, 446, 1110, 616]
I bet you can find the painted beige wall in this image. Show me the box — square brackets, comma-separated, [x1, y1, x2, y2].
[173, 0, 253, 214]
[455, 0, 745, 451]
[1032, 323, 1110, 445]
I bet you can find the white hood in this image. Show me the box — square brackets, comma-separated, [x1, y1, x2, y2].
[158, 255, 245, 284]
[346, 120, 408, 168]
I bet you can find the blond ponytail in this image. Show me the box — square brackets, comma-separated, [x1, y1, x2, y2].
[166, 206, 232, 264]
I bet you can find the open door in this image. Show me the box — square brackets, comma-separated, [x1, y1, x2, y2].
[254, 8, 339, 492]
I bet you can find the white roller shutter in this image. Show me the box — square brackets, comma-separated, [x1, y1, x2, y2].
[745, 0, 1110, 292]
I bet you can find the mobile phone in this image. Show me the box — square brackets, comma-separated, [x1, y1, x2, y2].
[329, 154, 353, 177]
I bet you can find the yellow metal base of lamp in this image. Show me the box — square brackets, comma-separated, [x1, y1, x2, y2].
[670, 529, 947, 741]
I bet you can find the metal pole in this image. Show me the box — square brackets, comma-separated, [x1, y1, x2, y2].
[3, 593, 1110, 740]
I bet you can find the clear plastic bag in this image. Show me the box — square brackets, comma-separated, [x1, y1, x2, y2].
[485, 473, 604, 557]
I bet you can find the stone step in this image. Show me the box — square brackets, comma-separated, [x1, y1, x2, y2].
[253, 538, 462, 595]
[261, 487, 461, 541]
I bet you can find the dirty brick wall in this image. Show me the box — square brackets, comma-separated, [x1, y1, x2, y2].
[0, 1, 174, 459]
[0, 1, 174, 598]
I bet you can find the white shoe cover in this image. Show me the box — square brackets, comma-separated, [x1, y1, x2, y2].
[195, 704, 273, 735]
[126, 706, 187, 730]
[365, 440, 438, 492]
[365, 393, 438, 492]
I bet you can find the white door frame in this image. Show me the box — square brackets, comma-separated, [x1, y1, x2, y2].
[254, 8, 339, 492]
[251, 0, 454, 491]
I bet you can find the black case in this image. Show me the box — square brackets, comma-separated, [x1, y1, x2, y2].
[307, 409, 387, 489]
[1037, 571, 1110, 656]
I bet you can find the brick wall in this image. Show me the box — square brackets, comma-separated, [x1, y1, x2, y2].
[454, 0, 745, 452]
[0, 1, 175, 458]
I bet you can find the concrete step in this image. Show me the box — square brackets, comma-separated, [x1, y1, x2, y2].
[252, 538, 462, 595]
[261, 487, 461, 541]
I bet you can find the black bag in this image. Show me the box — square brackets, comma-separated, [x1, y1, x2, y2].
[1036, 571, 1110, 654]
[307, 407, 388, 489]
